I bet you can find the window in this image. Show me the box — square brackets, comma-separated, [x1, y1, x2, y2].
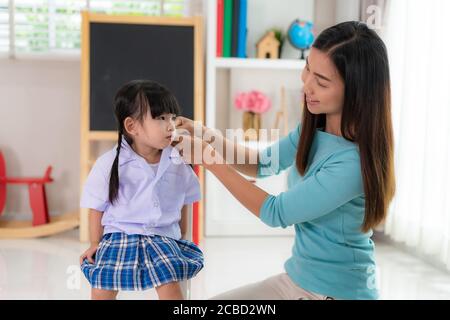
[0, 0, 189, 57]
[89, 0, 186, 16]
[14, 0, 84, 54]
[0, 0, 9, 55]
[163, 0, 187, 16]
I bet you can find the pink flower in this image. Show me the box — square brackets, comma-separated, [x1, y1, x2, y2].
[234, 92, 249, 111]
[234, 90, 271, 114]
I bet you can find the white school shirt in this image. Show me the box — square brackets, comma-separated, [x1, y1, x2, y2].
[80, 137, 201, 240]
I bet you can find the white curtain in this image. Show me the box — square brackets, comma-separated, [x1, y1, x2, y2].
[383, 0, 450, 270]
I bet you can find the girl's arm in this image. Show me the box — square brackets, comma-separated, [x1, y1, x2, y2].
[180, 205, 189, 240]
[89, 209, 104, 245]
[80, 209, 103, 264]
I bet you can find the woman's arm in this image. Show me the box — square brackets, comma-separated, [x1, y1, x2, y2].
[201, 144, 363, 228]
[173, 117, 306, 220]
[175, 136, 269, 217]
[205, 161, 269, 217]
[206, 128, 259, 178]
[175, 117, 258, 178]
[175, 117, 301, 179]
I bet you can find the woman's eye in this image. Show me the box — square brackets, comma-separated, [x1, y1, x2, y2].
[317, 80, 327, 88]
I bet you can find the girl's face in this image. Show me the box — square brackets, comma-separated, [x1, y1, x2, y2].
[301, 47, 345, 116]
[126, 111, 177, 150]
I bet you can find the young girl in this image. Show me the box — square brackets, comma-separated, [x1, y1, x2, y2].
[79, 80, 203, 300]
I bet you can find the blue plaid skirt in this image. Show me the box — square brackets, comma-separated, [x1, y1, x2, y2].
[80, 232, 204, 291]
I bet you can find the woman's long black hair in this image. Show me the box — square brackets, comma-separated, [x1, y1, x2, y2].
[109, 80, 181, 204]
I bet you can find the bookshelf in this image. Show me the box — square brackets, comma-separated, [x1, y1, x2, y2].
[204, 0, 313, 236]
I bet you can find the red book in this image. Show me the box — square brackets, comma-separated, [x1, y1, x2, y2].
[216, 0, 224, 57]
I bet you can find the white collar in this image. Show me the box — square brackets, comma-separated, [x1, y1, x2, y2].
[117, 136, 183, 179]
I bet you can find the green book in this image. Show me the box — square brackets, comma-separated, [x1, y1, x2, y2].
[223, 0, 233, 58]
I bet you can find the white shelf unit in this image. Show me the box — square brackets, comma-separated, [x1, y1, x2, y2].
[215, 57, 306, 70]
[204, 0, 312, 236]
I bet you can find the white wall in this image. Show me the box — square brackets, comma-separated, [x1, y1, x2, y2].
[314, 0, 337, 35]
[314, 0, 361, 35]
[335, 0, 360, 23]
[247, 0, 315, 59]
[0, 59, 81, 220]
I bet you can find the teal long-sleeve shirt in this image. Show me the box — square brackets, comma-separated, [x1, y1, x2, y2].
[257, 124, 378, 300]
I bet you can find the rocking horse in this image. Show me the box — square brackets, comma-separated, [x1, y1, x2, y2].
[0, 151, 79, 238]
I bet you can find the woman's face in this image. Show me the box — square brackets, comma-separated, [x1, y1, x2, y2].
[301, 47, 345, 116]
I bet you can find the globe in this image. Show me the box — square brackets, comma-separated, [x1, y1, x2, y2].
[287, 19, 315, 60]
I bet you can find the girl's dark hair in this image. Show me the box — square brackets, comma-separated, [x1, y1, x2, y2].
[109, 80, 181, 204]
[297, 21, 395, 233]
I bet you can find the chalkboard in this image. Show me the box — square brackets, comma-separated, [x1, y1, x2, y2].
[89, 22, 195, 131]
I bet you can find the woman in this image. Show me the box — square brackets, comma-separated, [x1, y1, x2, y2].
[173, 21, 395, 300]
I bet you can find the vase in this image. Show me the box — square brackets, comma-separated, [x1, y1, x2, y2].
[242, 111, 261, 140]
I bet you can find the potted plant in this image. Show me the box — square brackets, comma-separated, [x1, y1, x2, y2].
[234, 90, 271, 140]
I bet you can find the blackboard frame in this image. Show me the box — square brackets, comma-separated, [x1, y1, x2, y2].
[79, 12, 204, 242]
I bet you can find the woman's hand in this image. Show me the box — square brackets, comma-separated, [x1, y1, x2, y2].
[174, 116, 220, 150]
[172, 134, 223, 167]
[175, 116, 202, 136]
[79, 244, 99, 265]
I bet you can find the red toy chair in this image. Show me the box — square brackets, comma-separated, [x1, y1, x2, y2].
[0, 151, 52, 226]
[0, 151, 78, 238]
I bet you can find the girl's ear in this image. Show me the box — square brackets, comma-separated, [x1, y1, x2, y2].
[123, 117, 138, 137]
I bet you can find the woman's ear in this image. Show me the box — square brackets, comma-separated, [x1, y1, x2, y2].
[123, 117, 138, 137]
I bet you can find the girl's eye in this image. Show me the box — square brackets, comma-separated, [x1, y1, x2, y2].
[157, 115, 176, 121]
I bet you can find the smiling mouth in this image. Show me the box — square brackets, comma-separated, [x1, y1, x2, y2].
[306, 96, 320, 104]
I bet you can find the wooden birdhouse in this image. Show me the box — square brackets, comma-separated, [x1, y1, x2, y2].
[256, 31, 280, 59]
